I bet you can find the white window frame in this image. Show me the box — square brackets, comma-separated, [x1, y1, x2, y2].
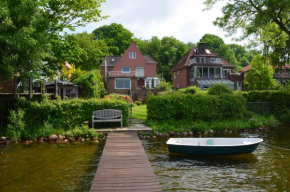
[121, 67, 131, 73]
[174, 72, 176, 79]
[129, 52, 136, 59]
[177, 71, 180, 75]
[210, 58, 216, 63]
[114, 78, 131, 89]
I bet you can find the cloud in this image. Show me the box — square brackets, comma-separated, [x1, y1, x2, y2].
[74, 0, 246, 45]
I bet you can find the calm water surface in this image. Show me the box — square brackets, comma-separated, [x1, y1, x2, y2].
[0, 142, 104, 192]
[0, 128, 290, 192]
[143, 127, 290, 192]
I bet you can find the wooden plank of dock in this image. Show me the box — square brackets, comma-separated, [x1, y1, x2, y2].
[90, 132, 162, 192]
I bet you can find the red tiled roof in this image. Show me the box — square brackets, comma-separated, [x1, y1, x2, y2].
[171, 49, 193, 71]
[239, 65, 251, 73]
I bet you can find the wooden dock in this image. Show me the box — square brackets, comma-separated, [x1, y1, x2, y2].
[90, 132, 162, 192]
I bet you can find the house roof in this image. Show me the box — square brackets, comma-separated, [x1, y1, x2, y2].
[101, 56, 122, 67]
[101, 54, 157, 67]
[239, 65, 251, 73]
[171, 46, 235, 71]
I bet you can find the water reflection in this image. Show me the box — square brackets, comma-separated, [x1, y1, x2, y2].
[143, 127, 290, 191]
[0, 142, 104, 192]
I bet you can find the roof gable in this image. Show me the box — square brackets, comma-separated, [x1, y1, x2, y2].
[112, 42, 150, 71]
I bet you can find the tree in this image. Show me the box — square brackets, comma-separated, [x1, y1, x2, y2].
[92, 23, 133, 55]
[0, 0, 107, 82]
[136, 36, 189, 81]
[244, 55, 277, 90]
[204, 0, 290, 67]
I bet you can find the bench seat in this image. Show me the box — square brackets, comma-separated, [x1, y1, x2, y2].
[92, 109, 123, 128]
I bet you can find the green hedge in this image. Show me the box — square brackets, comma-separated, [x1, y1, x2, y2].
[147, 93, 246, 121]
[241, 90, 290, 123]
[17, 97, 129, 131]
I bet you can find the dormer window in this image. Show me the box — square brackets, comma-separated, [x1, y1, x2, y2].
[121, 67, 131, 73]
[129, 52, 136, 59]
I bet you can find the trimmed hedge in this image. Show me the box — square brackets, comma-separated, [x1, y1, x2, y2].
[147, 93, 246, 121]
[241, 90, 290, 123]
[17, 97, 129, 131]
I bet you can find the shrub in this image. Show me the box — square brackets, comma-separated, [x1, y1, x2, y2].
[182, 86, 201, 94]
[147, 92, 246, 121]
[135, 101, 142, 106]
[208, 84, 233, 95]
[6, 109, 25, 142]
[103, 93, 133, 104]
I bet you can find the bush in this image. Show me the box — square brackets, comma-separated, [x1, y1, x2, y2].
[6, 109, 25, 142]
[182, 86, 201, 94]
[135, 101, 142, 106]
[147, 92, 246, 121]
[208, 84, 233, 95]
[15, 97, 129, 137]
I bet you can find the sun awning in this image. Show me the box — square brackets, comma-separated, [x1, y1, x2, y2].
[197, 79, 234, 86]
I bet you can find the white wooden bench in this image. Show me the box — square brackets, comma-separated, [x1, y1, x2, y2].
[92, 109, 123, 128]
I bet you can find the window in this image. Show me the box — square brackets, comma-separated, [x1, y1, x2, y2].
[177, 84, 180, 88]
[115, 78, 131, 89]
[121, 67, 131, 73]
[200, 57, 205, 64]
[174, 72, 176, 79]
[129, 52, 136, 59]
[215, 68, 221, 78]
[223, 69, 231, 78]
[210, 58, 215, 63]
[146, 81, 150, 88]
[196, 57, 200, 63]
[203, 67, 208, 78]
[177, 71, 180, 75]
[136, 67, 144, 77]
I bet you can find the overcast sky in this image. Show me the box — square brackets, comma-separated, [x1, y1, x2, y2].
[74, 0, 245, 45]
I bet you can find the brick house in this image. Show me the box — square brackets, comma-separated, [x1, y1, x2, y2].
[101, 42, 160, 94]
[171, 43, 242, 90]
[239, 64, 290, 90]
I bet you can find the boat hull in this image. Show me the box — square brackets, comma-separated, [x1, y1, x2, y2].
[167, 143, 260, 155]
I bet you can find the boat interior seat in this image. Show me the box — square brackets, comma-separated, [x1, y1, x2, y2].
[207, 140, 214, 145]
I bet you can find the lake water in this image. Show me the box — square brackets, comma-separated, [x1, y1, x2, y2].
[0, 127, 289, 192]
[0, 142, 104, 192]
[143, 127, 290, 191]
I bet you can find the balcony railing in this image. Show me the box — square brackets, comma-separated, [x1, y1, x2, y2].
[108, 71, 144, 77]
[274, 73, 290, 78]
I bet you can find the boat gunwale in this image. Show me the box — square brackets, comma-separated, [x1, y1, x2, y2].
[166, 138, 263, 147]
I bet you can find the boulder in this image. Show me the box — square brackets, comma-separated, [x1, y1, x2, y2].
[49, 134, 58, 141]
[229, 130, 233, 134]
[58, 135, 64, 141]
[209, 130, 214, 134]
[188, 131, 193, 135]
[203, 131, 209, 136]
[0, 136, 6, 141]
[168, 131, 176, 136]
[183, 132, 188, 137]
[152, 136, 157, 139]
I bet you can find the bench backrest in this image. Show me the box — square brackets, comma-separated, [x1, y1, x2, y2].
[93, 109, 122, 119]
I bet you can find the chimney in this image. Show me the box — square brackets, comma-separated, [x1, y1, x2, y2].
[198, 43, 206, 54]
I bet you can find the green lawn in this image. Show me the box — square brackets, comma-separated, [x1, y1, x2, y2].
[132, 105, 147, 120]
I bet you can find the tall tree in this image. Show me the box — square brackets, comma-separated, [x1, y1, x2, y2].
[136, 36, 189, 82]
[0, 0, 107, 82]
[244, 55, 277, 90]
[204, 0, 290, 66]
[92, 23, 133, 55]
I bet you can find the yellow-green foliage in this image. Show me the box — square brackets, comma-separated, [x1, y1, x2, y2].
[147, 93, 246, 121]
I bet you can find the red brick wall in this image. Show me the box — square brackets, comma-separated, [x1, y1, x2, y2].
[172, 68, 188, 88]
[112, 42, 157, 77]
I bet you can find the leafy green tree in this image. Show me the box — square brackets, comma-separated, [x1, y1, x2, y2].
[245, 55, 278, 90]
[136, 36, 189, 81]
[204, 0, 290, 67]
[0, 0, 107, 82]
[92, 23, 133, 55]
[73, 70, 106, 98]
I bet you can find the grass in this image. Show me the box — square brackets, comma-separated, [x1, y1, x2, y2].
[132, 105, 147, 120]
